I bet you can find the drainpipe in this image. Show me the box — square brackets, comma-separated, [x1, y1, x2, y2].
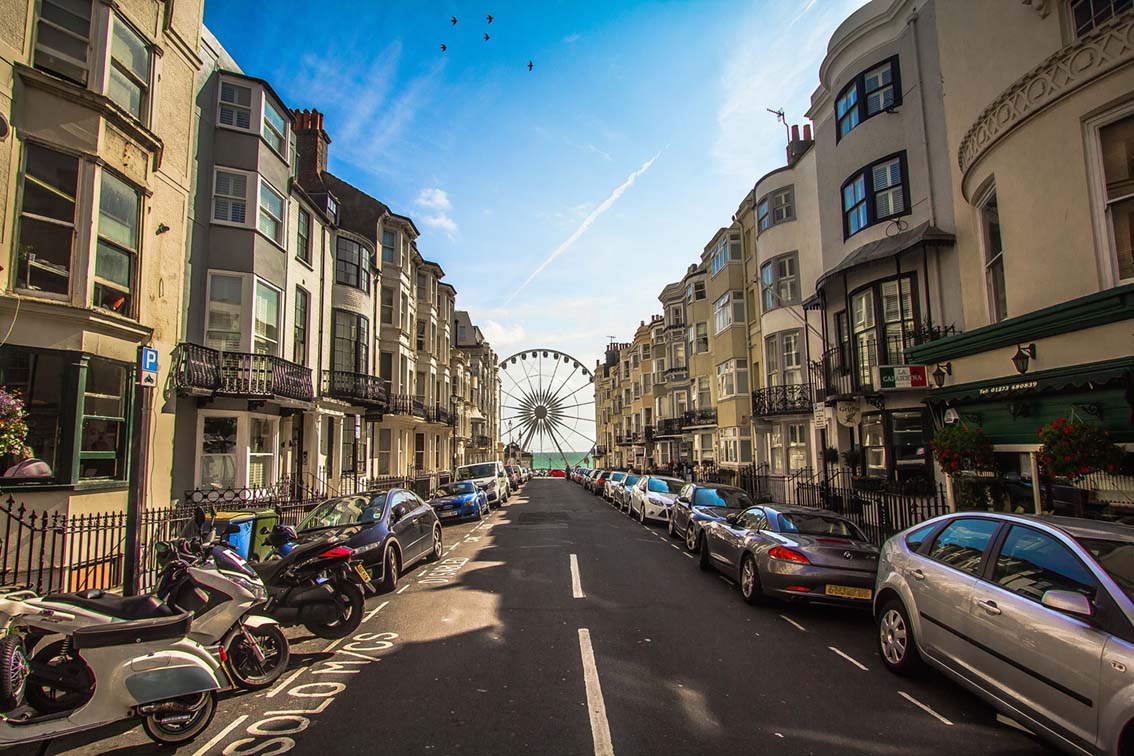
[908, 8, 936, 229]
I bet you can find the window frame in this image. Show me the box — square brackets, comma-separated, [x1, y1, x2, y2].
[257, 176, 286, 246]
[261, 95, 289, 157]
[334, 235, 372, 293]
[332, 309, 370, 375]
[93, 168, 142, 318]
[33, 0, 95, 86]
[1068, 0, 1133, 39]
[77, 357, 130, 483]
[211, 166, 253, 228]
[759, 251, 800, 312]
[756, 185, 795, 234]
[977, 185, 1007, 323]
[834, 55, 902, 142]
[841, 152, 910, 239]
[296, 207, 312, 266]
[217, 77, 254, 132]
[847, 273, 918, 389]
[925, 517, 1003, 578]
[107, 13, 153, 125]
[252, 278, 282, 356]
[14, 142, 82, 300]
[1087, 105, 1134, 285]
[715, 359, 748, 400]
[293, 286, 309, 366]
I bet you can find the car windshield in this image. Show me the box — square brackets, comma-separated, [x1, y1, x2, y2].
[649, 478, 684, 494]
[624, 475, 641, 486]
[610, 472, 626, 482]
[299, 493, 389, 530]
[694, 487, 751, 509]
[459, 464, 497, 479]
[436, 481, 476, 497]
[1078, 537, 1134, 598]
[778, 512, 865, 540]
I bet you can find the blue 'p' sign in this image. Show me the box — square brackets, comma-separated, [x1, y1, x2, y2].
[141, 347, 158, 373]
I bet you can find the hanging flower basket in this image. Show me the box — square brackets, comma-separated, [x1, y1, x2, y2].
[1037, 417, 1123, 482]
[0, 388, 29, 457]
[930, 425, 995, 475]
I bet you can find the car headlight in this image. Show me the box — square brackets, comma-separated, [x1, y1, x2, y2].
[487, 481, 496, 490]
[648, 496, 666, 506]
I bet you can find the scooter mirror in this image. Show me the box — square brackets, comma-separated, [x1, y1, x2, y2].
[268, 524, 297, 548]
[223, 523, 241, 536]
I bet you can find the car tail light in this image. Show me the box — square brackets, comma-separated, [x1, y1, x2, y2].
[785, 586, 811, 592]
[816, 537, 852, 545]
[319, 546, 353, 559]
[768, 546, 810, 564]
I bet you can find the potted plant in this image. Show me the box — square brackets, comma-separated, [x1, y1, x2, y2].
[931, 425, 995, 475]
[1037, 417, 1124, 482]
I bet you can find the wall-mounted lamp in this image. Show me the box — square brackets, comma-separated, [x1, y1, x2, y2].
[931, 362, 952, 388]
[156, 223, 170, 235]
[1011, 343, 1036, 375]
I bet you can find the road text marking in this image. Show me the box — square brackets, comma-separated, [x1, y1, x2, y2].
[779, 614, 807, 632]
[828, 646, 868, 671]
[191, 714, 248, 756]
[578, 628, 616, 756]
[898, 691, 954, 725]
[266, 668, 306, 698]
[570, 553, 585, 598]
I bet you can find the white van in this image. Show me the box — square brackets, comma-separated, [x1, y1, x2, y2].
[456, 461, 510, 505]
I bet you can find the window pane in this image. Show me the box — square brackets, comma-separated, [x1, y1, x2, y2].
[929, 518, 1000, 575]
[35, 0, 92, 84]
[262, 100, 286, 152]
[207, 275, 243, 351]
[112, 19, 148, 81]
[99, 172, 139, 250]
[23, 145, 79, 220]
[94, 240, 131, 289]
[0, 349, 65, 479]
[254, 283, 280, 354]
[994, 527, 1097, 602]
[259, 183, 283, 240]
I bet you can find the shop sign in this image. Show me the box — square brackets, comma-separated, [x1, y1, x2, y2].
[977, 380, 1038, 397]
[835, 400, 861, 427]
[877, 365, 928, 390]
[813, 403, 828, 430]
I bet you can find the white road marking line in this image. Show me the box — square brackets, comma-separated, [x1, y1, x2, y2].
[683, 553, 694, 559]
[362, 600, 390, 623]
[396, 585, 409, 594]
[779, 614, 807, 632]
[570, 553, 586, 599]
[670, 544, 681, 551]
[191, 714, 248, 756]
[266, 667, 305, 698]
[578, 628, 616, 756]
[718, 576, 734, 586]
[828, 646, 868, 671]
[899, 691, 954, 726]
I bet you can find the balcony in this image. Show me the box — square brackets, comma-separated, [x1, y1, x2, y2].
[683, 407, 717, 428]
[471, 434, 493, 448]
[174, 344, 314, 403]
[424, 405, 455, 426]
[752, 384, 813, 417]
[655, 417, 685, 437]
[388, 393, 428, 418]
[664, 366, 688, 382]
[322, 370, 388, 408]
[816, 326, 956, 399]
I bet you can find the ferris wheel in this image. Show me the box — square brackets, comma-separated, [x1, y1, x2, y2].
[498, 349, 596, 467]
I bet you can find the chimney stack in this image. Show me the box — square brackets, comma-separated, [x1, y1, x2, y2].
[791, 124, 800, 141]
[786, 121, 814, 167]
[292, 108, 331, 191]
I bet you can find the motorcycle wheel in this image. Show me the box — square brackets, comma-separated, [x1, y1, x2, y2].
[302, 580, 364, 639]
[141, 690, 216, 745]
[0, 636, 28, 712]
[25, 640, 94, 713]
[226, 623, 290, 690]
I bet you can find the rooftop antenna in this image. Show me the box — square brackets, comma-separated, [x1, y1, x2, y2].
[767, 107, 789, 144]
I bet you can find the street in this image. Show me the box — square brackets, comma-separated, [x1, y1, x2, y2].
[29, 479, 1055, 756]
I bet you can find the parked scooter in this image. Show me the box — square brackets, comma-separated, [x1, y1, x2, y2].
[250, 524, 368, 639]
[153, 530, 290, 690]
[0, 588, 226, 747]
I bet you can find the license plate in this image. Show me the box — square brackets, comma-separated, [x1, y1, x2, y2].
[825, 584, 871, 600]
[442, 511, 460, 518]
[354, 563, 371, 582]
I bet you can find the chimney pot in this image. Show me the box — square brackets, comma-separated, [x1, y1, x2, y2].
[791, 124, 800, 141]
[803, 123, 812, 141]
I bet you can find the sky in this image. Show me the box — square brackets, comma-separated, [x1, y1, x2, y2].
[204, 0, 869, 370]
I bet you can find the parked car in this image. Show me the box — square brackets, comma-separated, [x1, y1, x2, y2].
[628, 475, 685, 523]
[504, 465, 523, 490]
[430, 480, 489, 522]
[584, 470, 600, 491]
[589, 471, 610, 494]
[296, 488, 441, 592]
[669, 484, 753, 553]
[604, 472, 628, 502]
[456, 461, 510, 505]
[614, 474, 641, 511]
[876, 512, 1134, 756]
[549, 469, 566, 478]
[699, 504, 879, 606]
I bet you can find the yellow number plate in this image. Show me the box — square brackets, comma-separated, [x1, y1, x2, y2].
[825, 584, 872, 600]
[354, 563, 371, 582]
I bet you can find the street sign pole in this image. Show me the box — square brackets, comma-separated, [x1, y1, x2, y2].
[123, 345, 156, 596]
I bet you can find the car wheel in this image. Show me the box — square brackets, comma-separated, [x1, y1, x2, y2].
[379, 547, 400, 593]
[427, 525, 443, 562]
[878, 598, 924, 676]
[685, 522, 700, 553]
[699, 539, 712, 571]
[667, 516, 677, 538]
[739, 555, 766, 606]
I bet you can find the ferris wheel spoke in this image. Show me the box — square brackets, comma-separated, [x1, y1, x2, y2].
[547, 364, 580, 406]
[549, 381, 592, 408]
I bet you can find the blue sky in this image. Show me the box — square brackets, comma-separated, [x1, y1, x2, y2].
[205, 0, 868, 370]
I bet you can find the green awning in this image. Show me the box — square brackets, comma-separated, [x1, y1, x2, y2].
[927, 358, 1133, 404]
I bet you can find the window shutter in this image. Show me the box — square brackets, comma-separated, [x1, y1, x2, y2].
[219, 82, 252, 129]
[214, 171, 248, 224]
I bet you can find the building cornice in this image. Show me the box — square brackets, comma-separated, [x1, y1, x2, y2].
[957, 10, 1134, 193]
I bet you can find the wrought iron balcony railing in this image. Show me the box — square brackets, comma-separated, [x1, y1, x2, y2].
[174, 344, 314, 402]
[655, 417, 685, 436]
[322, 370, 388, 408]
[683, 407, 717, 427]
[752, 384, 813, 417]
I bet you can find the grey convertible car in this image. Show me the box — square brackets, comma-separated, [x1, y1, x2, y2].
[699, 504, 879, 606]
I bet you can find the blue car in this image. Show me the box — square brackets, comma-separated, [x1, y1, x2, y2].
[430, 481, 489, 522]
[668, 483, 754, 554]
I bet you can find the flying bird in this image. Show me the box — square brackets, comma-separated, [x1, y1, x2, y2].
[440, 44, 447, 52]
[484, 33, 490, 41]
[450, 16, 457, 25]
[527, 60, 533, 71]
[486, 14, 493, 23]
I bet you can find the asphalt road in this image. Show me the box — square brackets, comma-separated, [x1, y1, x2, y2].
[25, 479, 1056, 756]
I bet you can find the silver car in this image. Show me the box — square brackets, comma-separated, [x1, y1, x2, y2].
[614, 474, 641, 511]
[603, 472, 627, 503]
[628, 475, 685, 523]
[699, 504, 879, 605]
[875, 512, 1134, 756]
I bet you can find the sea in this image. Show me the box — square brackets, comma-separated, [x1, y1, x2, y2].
[529, 451, 591, 470]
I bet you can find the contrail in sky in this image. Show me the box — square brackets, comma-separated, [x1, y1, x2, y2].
[504, 151, 662, 306]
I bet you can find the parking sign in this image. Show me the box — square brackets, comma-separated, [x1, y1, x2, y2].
[138, 347, 159, 387]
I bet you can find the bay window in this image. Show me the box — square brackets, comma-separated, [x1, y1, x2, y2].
[709, 233, 743, 275]
[757, 186, 794, 233]
[381, 229, 397, 264]
[35, 0, 93, 85]
[78, 359, 128, 481]
[94, 171, 140, 316]
[198, 414, 278, 491]
[333, 310, 369, 373]
[765, 330, 802, 386]
[218, 80, 253, 130]
[787, 423, 808, 471]
[381, 286, 395, 325]
[1100, 113, 1134, 280]
[862, 414, 886, 478]
[253, 280, 280, 355]
[247, 418, 275, 488]
[713, 290, 745, 334]
[258, 179, 285, 243]
[200, 416, 238, 489]
[206, 274, 243, 352]
[850, 276, 916, 388]
[108, 16, 151, 122]
[835, 57, 900, 140]
[842, 152, 909, 238]
[262, 98, 287, 154]
[335, 237, 371, 291]
[213, 169, 249, 225]
[716, 359, 748, 399]
[759, 252, 799, 311]
[16, 144, 79, 297]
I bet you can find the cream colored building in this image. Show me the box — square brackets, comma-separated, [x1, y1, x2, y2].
[0, 0, 204, 512]
[651, 280, 689, 467]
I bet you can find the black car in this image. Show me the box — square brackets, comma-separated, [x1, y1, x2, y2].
[668, 483, 754, 553]
[296, 487, 442, 592]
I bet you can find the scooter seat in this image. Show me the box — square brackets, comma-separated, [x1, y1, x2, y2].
[70, 610, 194, 650]
[44, 589, 174, 621]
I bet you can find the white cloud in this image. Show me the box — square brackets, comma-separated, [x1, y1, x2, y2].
[416, 187, 452, 211]
[504, 151, 663, 306]
[479, 319, 526, 347]
[421, 214, 458, 236]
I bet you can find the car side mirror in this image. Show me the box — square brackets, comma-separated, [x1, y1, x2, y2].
[676, 496, 689, 505]
[1041, 590, 1093, 619]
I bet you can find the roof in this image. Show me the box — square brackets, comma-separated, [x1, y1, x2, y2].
[816, 221, 954, 290]
[323, 172, 390, 244]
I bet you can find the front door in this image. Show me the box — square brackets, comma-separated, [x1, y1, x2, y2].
[969, 525, 1104, 749]
[291, 419, 304, 497]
